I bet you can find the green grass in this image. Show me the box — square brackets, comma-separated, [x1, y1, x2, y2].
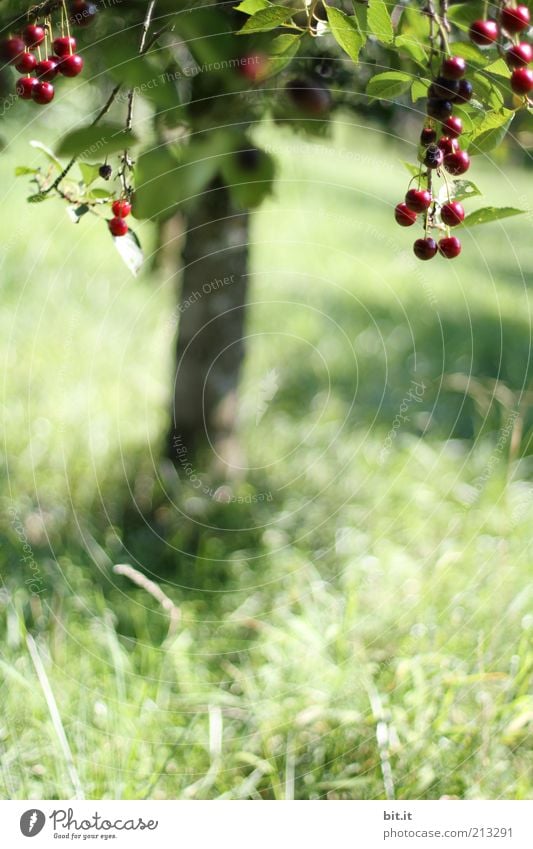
[1, 119, 533, 800]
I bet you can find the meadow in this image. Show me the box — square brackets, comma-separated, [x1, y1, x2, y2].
[1, 115, 532, 799]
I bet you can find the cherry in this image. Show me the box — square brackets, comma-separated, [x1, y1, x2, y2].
[500, 5, 530, 35]
[395, 203, 417, 227]
[60, 54, 84, 77]
[469, 19, 499, 46]
[15, 52, 37, 73]
[444, 149, 470, 175]
[425, 144, 444, 169]
[32, 81, 54, 104]
[285, 77, 332, 115]
[511, 67, 533, 95]
[70, 1, 98, 26]
[420, 127, 437, 146]
[53, 36, 77, 57]
[437, 136, 459, 155]
[426, 98, 453, 121]
[16, 76, 38, 100]
[99, 164, 112, 180]
[23, 24, 46, 49]
[108, 217, 128, 237]
[429, 77, 460, 100]
[238, 52, 269, 83]
[35, 57, 59, 81]
[455, 79, 474, 103]
[441, 56, 466, 80]
[442, 115, 463, 139]
[0, 37, 25, 64]
[405, 189, 432, 213]
[112, 199, 132, 218]
[441, 201, 465, 227]
[438, 236, 462, 258]
[506, 43, 533, 68]
[413, 238, 438, 260]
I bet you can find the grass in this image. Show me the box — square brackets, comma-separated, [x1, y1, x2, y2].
[1, 116, 533, 800]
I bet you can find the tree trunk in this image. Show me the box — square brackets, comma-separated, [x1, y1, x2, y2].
[168, 181, 249, 474]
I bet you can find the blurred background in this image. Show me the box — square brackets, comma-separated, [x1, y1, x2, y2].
[1, 0, 533, 801]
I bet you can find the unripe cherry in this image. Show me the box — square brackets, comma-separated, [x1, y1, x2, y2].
[441, 202, 465, 227]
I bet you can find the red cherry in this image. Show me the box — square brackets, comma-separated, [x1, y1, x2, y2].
[108, 217, 129, 237]
[23, 24, 46, 49]
[112, 199, 132, 218]
[405, 189, 432, 213]
[437, 136, 459, 156]
[441, 56, 466, 80]
[413, 238, 438, 261]
[438, 237, 462, 259]
[16, 76, 38, 100]
[420, 127, 437, 146]
[395, 203, 417, 227]
[441, 202, 465, 227]
[32, 81, 55, 104]
[444, 149, 470, 176]
[53, 36, 77, 57]
[506, 43, 533, 68]
[442, 115, 463, 139]
[60, 54, 84, 77]
[238, 52, 269, 83]
[501, 5, 530, 35]
[511, 67, 533, 95]
[35, 57, 59, 81]
[469, 19, 499, 46]
[0, 37, 26, 64]
[15, 51, 37, 73]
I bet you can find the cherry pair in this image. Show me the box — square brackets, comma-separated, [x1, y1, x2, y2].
[108, 200, 132, 238]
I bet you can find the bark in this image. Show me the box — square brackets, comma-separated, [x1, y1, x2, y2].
[168, 181, 249, 473]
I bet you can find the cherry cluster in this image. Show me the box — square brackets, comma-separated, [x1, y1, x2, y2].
[108, 199, 132, 238]
[470, 4, 532, 97]
[395, 53, 471, 260]
[0, 1, 95, 106]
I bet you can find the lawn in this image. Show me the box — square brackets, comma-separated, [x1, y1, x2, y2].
[1, 116, 532, 800]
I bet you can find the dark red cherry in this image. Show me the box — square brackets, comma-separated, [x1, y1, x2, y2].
[426, 98, 453, 121]
[500, 5, 530, 35]
[405, 189, 432, 213]
[455, 79, 474, 103]
[437, 136, 459, 156]
[16, 76, 38, 99]
[469, 19, 499, 46]
[506, 43, 533, 68]
[425, 144, 444, 169]
[511, 67, 533, 95]
[413, 238, 438, 260]
[442, 115, 463, 139]
[420, 127, 437, 146]
[0, 37, 25, 64]
[53, 36, 77, 57]
[108, 217, 129, 237]
[395, 203, 417, 227]
[438, 236, 462, 258]
[444, 149, 470, 175]
[441, 202, 465, 227]
[32, 81, 55, 104]
[441, 56, 466, 80]
[60, 54, 84, 77]
[23, 24, 46, 49]
[15, 51, 37, 73]
[35, 57, 58, 81]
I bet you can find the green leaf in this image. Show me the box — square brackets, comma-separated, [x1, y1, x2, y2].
[484, 58, 511, 77]
[401, 161, 423, 178]
[238, 5, 300, 33]
[472, 72, 504, 110]
[411, 78, 430, 102]
[448, 180, 482, 203]
[88, 188, 113, 199]
[27, 193, 49, 203]
[468, 110, 514, 154]
[451, 42, 490, 69]
[367, 0, 394, 44]
[78, 161, 100, 187]
[367, 71, 412, 100]
[395, 34, 428, 66]
[56, 125, 138, 160]
[398, 5, 429, 40]
[268, 33, 302, 75]
[325, 6, 364, 63]
[234, 0, 270, 12]
[463, 206, 525, 227]
[447, 0, 486, 30]
[66, 204, 90, 224]
[15, 166, 38, 176]
[30, 140, 62, 170]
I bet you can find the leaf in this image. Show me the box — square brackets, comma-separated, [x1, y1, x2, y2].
[78, 161, 100, 187]
[447, 0, 487, 30]
[66, 204, 90, 223]
[448, 180, 482, 203]
[112, 228, 144, 277]
[449, 42, 489, 69]
[472, 72, 504, 110]
[15, 165, 38, 176]
[468, 110, 514, 154]
[234, 0, 270, 12]
[484, 58, 511, 77]
[367, 0, 394, 44]
[30, 140, 62, 170]
[463, 206, 525, 227]
[27, 193, 49, 203]
[238, 5, 300, 33]
[401, 161, 423, 178]
[56, 125, 138, 160]
[325, 6, 363, 63]
[411, 77, 430, 102]
[395, 34, 427, 66]
[367, 71, 412, 100]
[268, 33, 302, 75]
[88, 188, 113, 199]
